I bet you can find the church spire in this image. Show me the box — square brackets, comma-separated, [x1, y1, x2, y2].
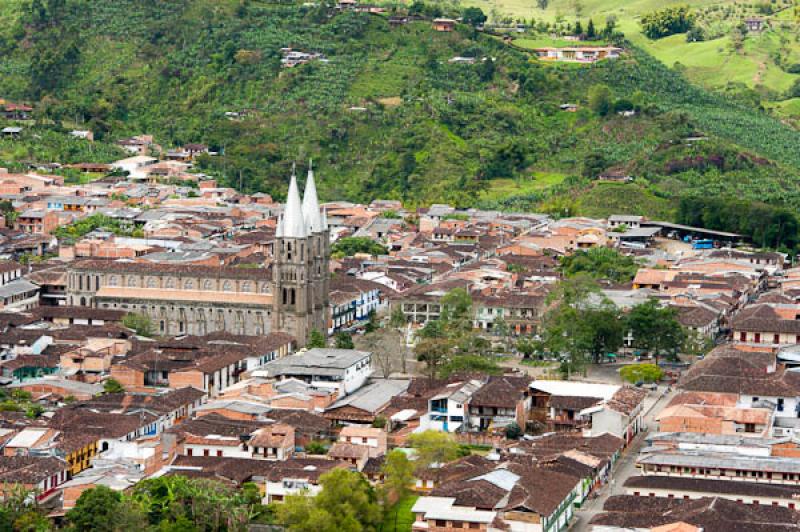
[302, 159, 325, 233]
[281, 164, 308, 238]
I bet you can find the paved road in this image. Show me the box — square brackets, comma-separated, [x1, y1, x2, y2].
[570, 386, 676, 531]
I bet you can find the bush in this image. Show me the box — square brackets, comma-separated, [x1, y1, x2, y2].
[641, 6, 694, 39]
[619, 363, 664, 384]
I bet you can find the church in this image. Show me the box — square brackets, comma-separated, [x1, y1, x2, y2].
[65, 165, 330, 346]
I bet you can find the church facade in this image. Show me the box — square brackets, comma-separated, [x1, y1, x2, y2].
[65, 166, 330, 345]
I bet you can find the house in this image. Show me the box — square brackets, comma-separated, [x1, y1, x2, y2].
[337, 425, 387, 458]
[730, 303, 800, 348]
[468, 375, 532, 431]
[590, 495, 800, 532]
[2, 103, 33, 120]
[167, 414, 295, 461]
[623, 475, 800, 508]
[533, 46, 622, 62]
[263, 458, 347, 503]
[15, 209, 59, 235]
[433, 18, 456, 32]
[255, 348, 373, 397]
[324, 379, 409, 424]
[412, 462, 578, 532]
[578, 386, 648, 445]
[111, 155, 158, 179]
[745, 17, 764, 32]
[1, 127, 22, 138]
[598, 170, 633, 183]
[608, 215, 644, 230]
[420, 379, 483, 433]
[0, 456, 68, 503]
[529, 380, 619, 433]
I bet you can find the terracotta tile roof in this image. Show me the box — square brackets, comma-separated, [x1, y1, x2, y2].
[461, 376, 532, 409]
[591, 495, 800, 532]
[0, 456, 66, 485]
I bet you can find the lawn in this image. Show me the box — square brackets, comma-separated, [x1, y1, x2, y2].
[381, 494, 418, 532]
[480, 172, 568, 201]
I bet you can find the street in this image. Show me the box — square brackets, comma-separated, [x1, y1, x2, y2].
[570, 385, 676, 531]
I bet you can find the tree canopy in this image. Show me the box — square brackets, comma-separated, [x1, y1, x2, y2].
[331, 237, 388, 258]
[559, 247, 639, 283]
[619, 363, 664, 384]
[627, 299, 686, 363]
[277, 469, 382, 532]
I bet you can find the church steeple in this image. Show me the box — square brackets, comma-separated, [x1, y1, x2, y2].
[302, 159, 325, 233]
[280, 164, 307, 239]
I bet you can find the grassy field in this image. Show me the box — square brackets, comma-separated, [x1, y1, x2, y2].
[480, 172, 568, 201]
[381, 495, 418, 532]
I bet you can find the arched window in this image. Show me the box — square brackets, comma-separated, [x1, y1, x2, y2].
[165, 277, 175, 289]
[260, 282, 270, 294]
[184, 279, 195, 290]
[127, 276, 138, 288]
[146, 277, 158, 289]
[241, 281, 252, 292]
[222, 280, 233, 292]
[204, 279, 213, 290]
[108, 275, 119, 287]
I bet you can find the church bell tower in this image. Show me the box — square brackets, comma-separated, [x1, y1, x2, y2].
[272, 162, 329, 346]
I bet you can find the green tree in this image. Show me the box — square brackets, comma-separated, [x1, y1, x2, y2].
[406, 431, 461, 470]
[305, 441, 328, 455]
[516, 336, 538, 359]
[277, 469, 382, 532]
[505, 422, 523, 439]
[66, 485, 142, 532]
[103, 378, 125, 394]
[331, 237, 388, 258]
[619, 363, 664, 384]
[308, 329, 327, 348]
[640, 5, 694, 39]
[627, 300, 686, 364]
[381, 450, 414, 501]
[538, 277, 625, 372]
[122, 313, 154, 337]
[586, 18, 596, 38]
[559, 248, 639, 283]
[588, 85, 613, 116]
[462, 7, 487, 27]
[335, 332, 355, 349]
[574, 20, 583, 36]
[439, 354, 501, 377]
[581, 152, 608, 179]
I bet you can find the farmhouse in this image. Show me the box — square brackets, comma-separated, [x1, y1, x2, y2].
[533, 46, 622, 63]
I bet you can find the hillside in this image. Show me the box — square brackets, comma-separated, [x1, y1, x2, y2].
[465, 0, 800, 126]
[1, 0, 800, 233]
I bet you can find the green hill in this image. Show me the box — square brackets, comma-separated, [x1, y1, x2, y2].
[465, 0, 800, 124]
[1, 0, 800, 241]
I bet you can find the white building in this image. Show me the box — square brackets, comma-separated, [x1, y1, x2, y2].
[254, 348, 372, 396]
[420, 379, 483, 433]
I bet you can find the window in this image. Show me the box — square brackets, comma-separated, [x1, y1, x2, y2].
[778, 398, 784, 412]
[435, 521, 447, 528]
[740, 332, 746, 342]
